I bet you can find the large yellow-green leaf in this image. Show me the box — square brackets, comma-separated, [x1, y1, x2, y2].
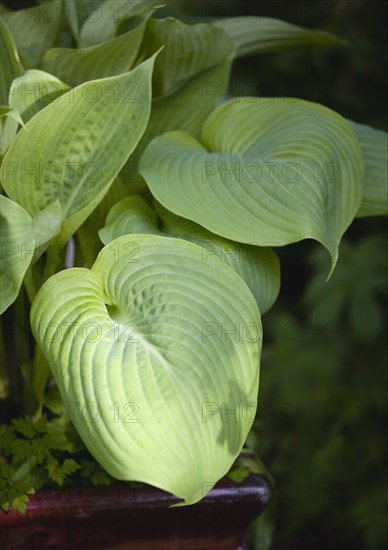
[99, 196, 280, 314]
[0, 195, 34, 314]
[351, 121, 388, 218]
[9, 69, 69, 124]
[31, 234, 262, 504]
[1, 56, 156, 246]
[140, 98, 364, 274]
[1, 0, 63, 67]
[0, 19, 24, 105]
[213, 16, 344, 58]
[42, 8, 154, 86]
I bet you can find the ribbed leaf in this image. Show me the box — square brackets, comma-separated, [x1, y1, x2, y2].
[78, 0, 158, 47]
[63, 0, 83, 42]
[1, 56, 156, 246]
[120, 55, 234, 193]
[118, 16, 235, 192]
[64, 0, 105, 43]
[77, 176, 128, 267]
[31, 234, 261, 504]
[99, 196, 280, 314]
[140, 98, 364, 274]
[99, 195, 158, 238]
[350, 121, 388, 218]
[141, 17, 236, 97]
[0, 106, 21, 161]
[149, 56, 233, 136]
[9, 70, 69, 123]
[213, 16, 344, 57]
[0, 105, 24, 126]
[1, 0, 63, 67]
[42, 9, 153, 86]
[31, 200, 62, 260]
[0, 195, 34, 314]
[0, 19, 24, 105]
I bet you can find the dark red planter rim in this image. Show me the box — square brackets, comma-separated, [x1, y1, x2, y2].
[1, 474, 270, 550]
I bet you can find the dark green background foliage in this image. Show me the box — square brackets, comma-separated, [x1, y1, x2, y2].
[1, 0, 387, 548]
[215, 1, 387, 549]
[168, 1, 387, 548]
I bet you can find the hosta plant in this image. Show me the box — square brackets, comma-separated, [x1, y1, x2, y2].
[0, 0, 387, 511]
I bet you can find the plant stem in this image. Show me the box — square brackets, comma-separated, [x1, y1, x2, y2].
[23, 267, 38, 304]
[74, 234, 85, 267]
[42, 248, 62, 284]
[0, 317, 9, 400]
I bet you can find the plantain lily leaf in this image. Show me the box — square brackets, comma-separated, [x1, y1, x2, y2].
[120, 48, 234, 193]
[63, 0, 83, 42]
[0, 108, 18, 163]
[213, 16, 344, 58]
[54, 2, 76, 49]
[1, 55, 156, 247]
[140, 17, 236, 97]
[0, 105, 25, 127]
[0, 195, 34, 314]
[148, 56, 233, 137]
[140, 98, 364, 274]
[78, 0, 159, 47]
[31, 234, 262, 505]
[350, 121, 388, 218]
[31, 200, 62, 260]
[99, 195, 159, 239]
[99, 196, 280, 314]
[1, 0, 63, 68]
[9, 70, 69, 124]
[118, 16, 235, 192]
[64, 0, 106, 42]
[77, 176, 128, 267]
[0, 106, 24, 161]
[42, 8, 154, 86]
[0, 19, 24, 105]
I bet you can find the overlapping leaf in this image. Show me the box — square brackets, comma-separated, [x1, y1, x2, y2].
[0, 107, 21, 161]
[119, 21, 235, 192]
[0, 195, 34, 314]
[31, 200, 62, 257]
[119, 55, 234, 193]
[77, 176, 128, 267]
[9, 70, 69, 124]
[31, 234, 262, 504]
[63, 0, 105, 43]
[141, 17, 235, 97]
[0, 195, 62, 313]
[1, 0, 63, 67]
[78, 0, 159, 47]
[1, 56, 156, 247]
[140, 98, 364, 273]
[213, 16, 344, 57]
[99, 196, 280, 313]
[42, 8, 154, 85]
[0, 19, 24, 105]
[351, 121, 388, 218]
[47, 10, 344, 196]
